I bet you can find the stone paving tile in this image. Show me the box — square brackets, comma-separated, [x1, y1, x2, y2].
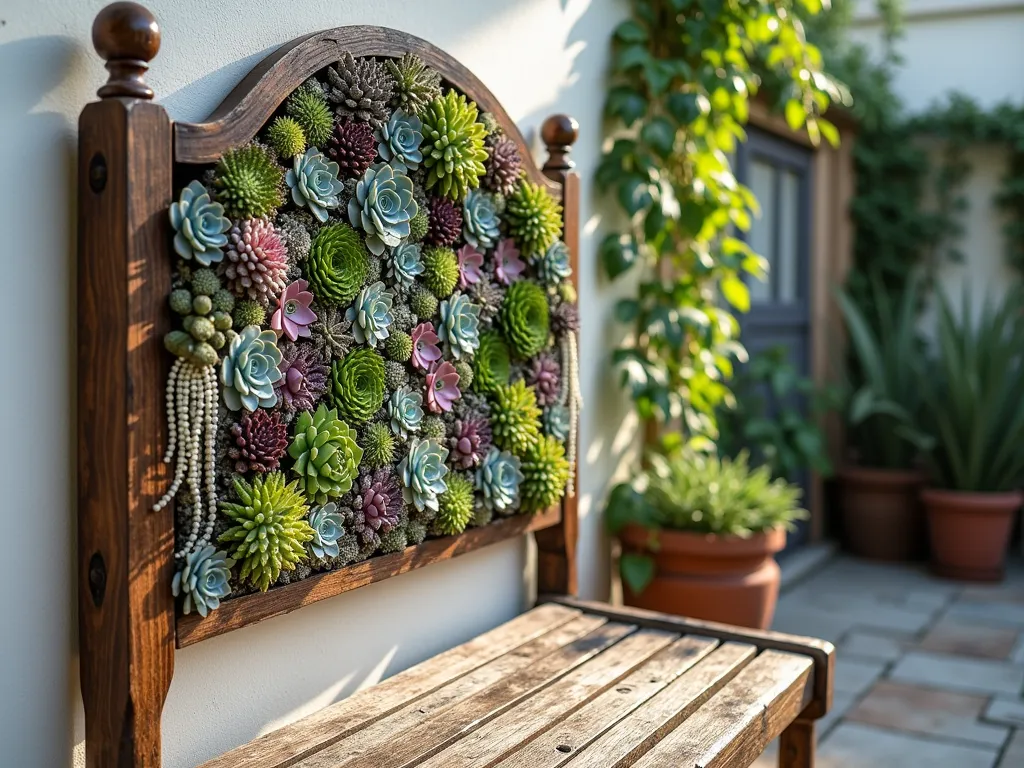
[984, 697, 1024, 727]
[834, 656, 888, 698]
[818, 722, 1000, 767]
[999, 730, 1024, 767]
[845, 680, 1008, 747]
[946, 599, 1024, 629]
[841, 630, 905, 662]
[890, 651, 1024, 696]
[917, 619, 1020, 660]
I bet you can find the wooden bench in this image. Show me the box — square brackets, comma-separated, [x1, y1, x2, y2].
[76, 4, 834, 766]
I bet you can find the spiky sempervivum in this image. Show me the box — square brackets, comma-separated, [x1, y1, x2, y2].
[425, 196, 462, 247]
[501, 281, 550, 359]
[490, 379, 541, 455]
[421, 415, 446, 440]
[399, 437, 449, 513]
[386, 53, 442, 115]
[420, 91, 488, 200]
[422, 246, 459, 299]
[409, 285, 439, 320]
[219, 473, 313, 592]
[326, 52, 394, 127]
[520, 435, 570, 513]
[228, 409, 288, 473]
[384, 329, 412, 362]
[286, 82, 334, 147]
[526, 352, 561, 407]
[434, 473, 474, 535]
[361, 421, 396, 468]
[483, 135, 523, 196]
[472, 331, 511, 394]
[266, 116, 306, 159]
[233, 299, 266, 329]
[274, 342, 329, 413]
[450, 415, 492, 469]
[505, 180, 564, 258]
[288, 403, 363, 504]
[305, 223, 370, 306]
[454, 360, 474, 390]
[222, 217, 289, 305]
[409, 208, 429, 244]
[172, 545, 234, 617]
[330, 348, 387, 424]
[214, 144, 284, 219]
[327, 120, 377, 179]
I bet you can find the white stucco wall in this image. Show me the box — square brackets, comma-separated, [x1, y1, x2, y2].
[0, 1, 637, 766]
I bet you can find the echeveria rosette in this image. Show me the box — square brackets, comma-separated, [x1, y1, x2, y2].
[425, 361, 461, 414]
[305, 223, 370, 307]
[271, 279, 317, 342]
[520, 434, 570, 513]
[505, 180, 563, 258]
[410, 322, 442, 371]
[389, 385, 424, 439]
[228, 409, 289, 473]
[526, 352, 561, 407]
[477, 447, 524, 513]
[358, 467, 403, 533]
[493, 238, 526, 285]
[450, 415, 492, 469]
[288, 404, 363, 504]
[472, 331, 511, 394]
[375, 110, 424, 172]
[420, 91, 489, 200]
[345, 281, 394, 348]
[219, 473, 313, 592]
[537, 240, 572, 286]
[221, 326, 284, 411]
[462, 189, 501, 250]
[330, 348, 387, 424]
[490, 379, 542, 455]
[274, 342, 329, 413]
[457, 245, 484, 290]
[389, 242, 424, 289]
[399, 437, 450, 513]
[543, 404, 571, 442]
[437, 292, 482, 360]
[347, 163, 418, 256]
[169, 180, 230, 265]
[172, 545, 235, 617]
[308, 502, 345, 558]
[286, 147, 345, 223]
[501, 281, 550, 360]
[434, 474, 475, 535]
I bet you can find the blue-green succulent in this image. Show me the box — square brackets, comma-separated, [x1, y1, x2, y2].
[476, 447, 524, 513]
[462, 189, 501, 250]
[286, 147, 345, 223]
[221, 325, 284, 411]
[346, 280, 394, 348]
[347, 163, 418, 256]
[388, 242, 424, 289]
[308, 502, 345, 558]
[543, 404, 571, 442]
[169, 180, 231, 265]
[389, 385, 424, 439]
[172, 545, 234, 617]
[375, 110, 424, 172]
[537, 240, 572, 285]
[437, 292, 481, 360]
[399, 437, 450, 513]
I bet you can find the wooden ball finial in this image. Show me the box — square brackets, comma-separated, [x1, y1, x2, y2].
[541, 114, 579, 176]
[92, 2, 160, 100]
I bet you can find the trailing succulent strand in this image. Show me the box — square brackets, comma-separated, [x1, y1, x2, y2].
[214, 144, 285, 219]
[490, 379, 542, 455]
[286, 82, 334, 147]
[386, 53, 442, 114]
[327, 52, 394, 127]
[560, 328, 583, 496]
[420, 91, 489, 200]
[330, 348, 387, 424]
[288, 403, 363, 504]
[505, 180, 563, 258]
[305, 223, 370, 306]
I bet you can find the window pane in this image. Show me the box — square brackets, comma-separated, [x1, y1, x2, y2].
[778, 170, 800, 303]
[748, 159, 775, 304]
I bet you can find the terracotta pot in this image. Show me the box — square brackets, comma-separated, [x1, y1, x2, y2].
[619, 525, 786, 630]
[838, 466, 926, 561]
[923, 488, 1023, 582]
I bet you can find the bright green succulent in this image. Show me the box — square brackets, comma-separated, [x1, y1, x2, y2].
[409, 208, 429, 243]
[505, 180, 563, 257]
[501, 281, 550, 359]
[399, 437, 449, 513]
[214, 144, 285, 219]
[233, 299, 266, 328]
[386, 53, 442, 115]
[422, 246, 459, 298]
[286, 82, 334, 147]
[305, 223, 370, 306]
[330, 348, 387, 424]
[420, 91, 489, 200]
[287, 147, 345, 223]
[266, 116, 306, 159]
[361, 421, 396, 469]
[434, 473, 475, 535]
[384, 329, 413, 362]
[437, 292, 482, 360]
[491, 380, 542, 454]
[219, 472, 314, 592]
[169, 180, 230, 265]
[421, 415, 446, 440]
[288, 404, 363, 504]
[472, 331, 511, 394]
[520, 435, 569, 513]
[409, 285, 439, 319]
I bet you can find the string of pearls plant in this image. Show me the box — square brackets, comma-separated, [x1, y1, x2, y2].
[559, 331, 582, 496]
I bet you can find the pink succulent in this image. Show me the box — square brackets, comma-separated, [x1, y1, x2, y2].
[457, 244, 484, 289]
[527, 352, 562, 407]
[425, 361, 461, 413]
[410, 322, 442, 371]
[222, 217, 289, 304]
[271, 279, 318, 341]
[493, 238, 525, 285]
[449, 415, 493, 469]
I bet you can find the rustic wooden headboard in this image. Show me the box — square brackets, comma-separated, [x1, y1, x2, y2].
[77, 3, 580, 764]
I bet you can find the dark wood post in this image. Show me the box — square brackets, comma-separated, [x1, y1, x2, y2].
[78, 3, 175, 766]
[536, 114, 581, 597]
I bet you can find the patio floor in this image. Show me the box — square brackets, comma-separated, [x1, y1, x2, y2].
[753, 554, 1024, 767]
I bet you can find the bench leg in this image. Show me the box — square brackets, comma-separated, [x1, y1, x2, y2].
[778, 718, 815, 768]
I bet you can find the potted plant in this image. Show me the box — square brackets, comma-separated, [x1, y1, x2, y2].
[836, 277, 934, 560]
[607, 450, 807, 629]
[920, 289, 1024, 582]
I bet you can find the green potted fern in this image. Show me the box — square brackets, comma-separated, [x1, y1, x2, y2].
[921, 289, 1024, 581]
[607, 450, 807, 629]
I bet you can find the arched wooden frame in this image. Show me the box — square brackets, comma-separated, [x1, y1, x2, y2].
[77, 4, 579, 766]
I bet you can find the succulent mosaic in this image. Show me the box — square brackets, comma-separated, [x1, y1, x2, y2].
[161, 53, 580, 614]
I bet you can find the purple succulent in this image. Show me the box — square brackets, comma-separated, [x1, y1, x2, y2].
[493, 238, 525, 285]
[551, 300, 580, 334]
[410, 321, 442, 371]
[274, 342, 329, 412]
[425, 360, 461, 414]
[527, 353, 561, 407]
[449, 415, 493, 469]
[457, 244, 484, 289]
[358, 467, 402, 533]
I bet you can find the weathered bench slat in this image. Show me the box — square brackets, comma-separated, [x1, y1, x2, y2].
[561, 641, 758, 768]
[632, 650, 814, 768]
[199, 604, 583, 768]
[492, 635, 718, 768]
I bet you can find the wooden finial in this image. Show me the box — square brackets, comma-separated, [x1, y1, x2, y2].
[92, 2, 160, 100]
[542, 114, 580, 176]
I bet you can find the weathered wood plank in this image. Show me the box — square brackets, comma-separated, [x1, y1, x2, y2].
[412, 629, 681, 768]
[493, 635, 719, 768]
[632, 650, 814, 768]
[199, 604, 581, 768]
[563, 641, 758, 768]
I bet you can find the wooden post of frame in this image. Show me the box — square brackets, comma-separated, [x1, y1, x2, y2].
[536, 114, 581, 596]
[78, 3, 176, 766]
